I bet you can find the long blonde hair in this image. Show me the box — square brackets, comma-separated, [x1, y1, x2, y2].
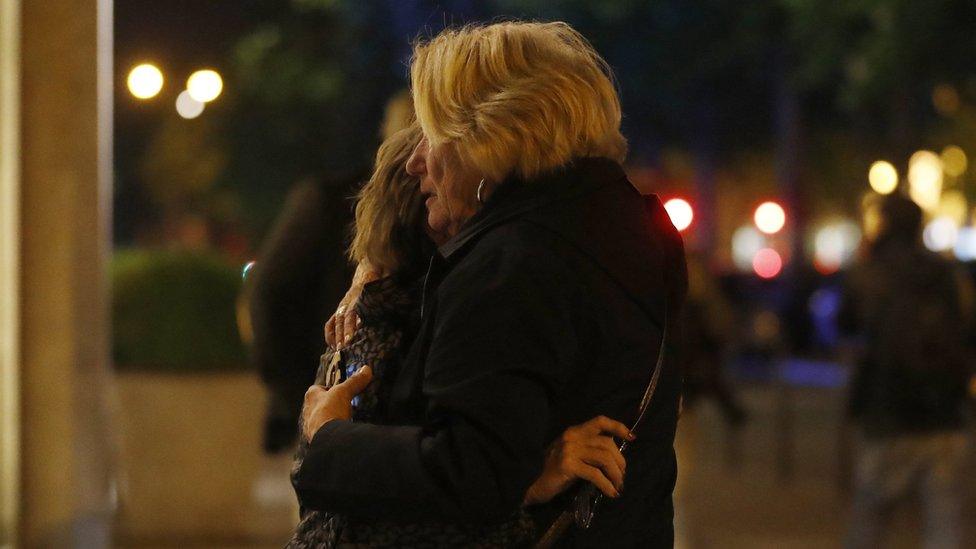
[410, 21, 628, 183]
[347, 124, 426, 276]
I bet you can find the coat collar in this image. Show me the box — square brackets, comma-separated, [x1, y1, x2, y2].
[437, 157, 627, 260]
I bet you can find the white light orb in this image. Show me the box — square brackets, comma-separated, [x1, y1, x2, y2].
[127, 63, 164, 99]
[814, 221, 861, 273]
[868, 160, 898, 194]
[732, 226, 765, 271]
[908, 150, 943, 213]
[954, 228, 976, 261]
[186, 69, 223, 102]
[663, 198, 694, 232]
[175, 90, 205, 119]
[754, 201, 786, 234]
[923, 216, 959, 252]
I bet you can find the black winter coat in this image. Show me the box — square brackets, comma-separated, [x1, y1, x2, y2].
[294, 158, 687, 547]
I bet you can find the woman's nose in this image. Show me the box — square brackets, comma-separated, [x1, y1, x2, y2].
[405, 139, 427, 177]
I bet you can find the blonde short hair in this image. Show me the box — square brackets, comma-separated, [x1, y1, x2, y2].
[348, 124, 426, 276]
[410, 21, 627, 182]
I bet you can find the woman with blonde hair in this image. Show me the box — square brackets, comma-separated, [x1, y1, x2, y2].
[289, 123, 636, 547]
[297, 21, 686, 547]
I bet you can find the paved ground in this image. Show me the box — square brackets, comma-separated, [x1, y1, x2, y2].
[118, 381, 975, 548]
[675, 384, 976, 549]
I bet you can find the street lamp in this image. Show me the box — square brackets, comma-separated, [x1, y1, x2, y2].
[127, 63, 163, 99]
[754, 201, 786, 235]
[868, 160, 898, 195]
[663, 198, 694, 232]
[908, 150, 943, 213]
[186, 69, 223, 103]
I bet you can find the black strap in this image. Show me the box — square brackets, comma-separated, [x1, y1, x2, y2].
[534, 297, 669, 548]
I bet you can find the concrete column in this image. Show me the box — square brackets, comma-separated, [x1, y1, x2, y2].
[18, 0, 114, 546]
[0, 0, 23, 545]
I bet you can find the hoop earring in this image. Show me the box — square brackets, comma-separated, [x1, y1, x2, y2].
[476, 178, 487, 204]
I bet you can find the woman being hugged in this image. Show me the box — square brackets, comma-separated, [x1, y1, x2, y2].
[290, 124, 637, 547]
[297, 21, 686, 547]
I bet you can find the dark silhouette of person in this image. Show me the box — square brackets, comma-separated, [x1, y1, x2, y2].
[840, 193, 974, 548]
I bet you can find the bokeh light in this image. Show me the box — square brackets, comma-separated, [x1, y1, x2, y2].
[175, 90, 205, 119]
[932, 84, 961, 116]
[953, 227, 976, 261]
[868, 160, 898, 195]
[908, 150, 943, 213]
[937, 190, 968, 225]
[923, 216, 959, 252]
[814, 221, 861, 274]
[752, 248, 783, 279]
[941, 146, 968, 178]
[732, 226, 765, 271]
[186, 69, 223, 102]
[754, 201, 786, 234]
[861, 193, 883, 241]
[127, 63, 164, 99]
[663, 198, 694, 231]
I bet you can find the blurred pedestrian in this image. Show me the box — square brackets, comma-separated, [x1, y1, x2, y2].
[249, 91, 413, 454]
[679, 253, 746, 427]
[841, 194, 974, 548]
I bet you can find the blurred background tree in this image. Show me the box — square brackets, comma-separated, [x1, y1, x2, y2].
[114, 0, 976, 257]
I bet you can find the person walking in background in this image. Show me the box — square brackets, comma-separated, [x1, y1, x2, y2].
[679, 253, 747, 428]
[249, 92, 414, 453]
[841, 194, 975, 548]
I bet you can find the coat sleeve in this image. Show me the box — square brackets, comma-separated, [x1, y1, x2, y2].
[293, 236, 582, 523]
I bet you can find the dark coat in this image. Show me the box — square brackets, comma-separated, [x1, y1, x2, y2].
[249, 174, 359, 452]
[294, 158, 687, 547]
[841, 240, 974, 438]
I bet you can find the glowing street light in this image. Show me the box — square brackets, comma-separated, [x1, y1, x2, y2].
[813, 221, 861, 274]
[733, 226, 765, 272]
[954, 228, 976, 261]
[752, 248, 783, 279]
[127, 63, 164, 99]
[908, 150, 943, 213]
[186, 69, 223, 103]
[175, 90, 205, 119]
[663, 198, 694, 232]
[923, 216, 959, 252]
[754, 201, 786, 234]
[868, 160, 898, 195]
[938, 190, 968, 225]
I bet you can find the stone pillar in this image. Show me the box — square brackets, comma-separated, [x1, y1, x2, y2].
[18, 0, 115, 546]
[0, 0, 22, 545]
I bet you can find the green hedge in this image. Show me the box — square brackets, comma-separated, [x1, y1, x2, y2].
[112, 249, 248, 372]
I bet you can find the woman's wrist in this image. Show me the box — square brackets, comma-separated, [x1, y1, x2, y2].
[353, 259, 382, 287]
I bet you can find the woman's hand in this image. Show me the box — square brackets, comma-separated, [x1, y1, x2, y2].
[325, 261, 380, 349]
[301, 366, 373, 442]
[523, 416, 634, 506]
